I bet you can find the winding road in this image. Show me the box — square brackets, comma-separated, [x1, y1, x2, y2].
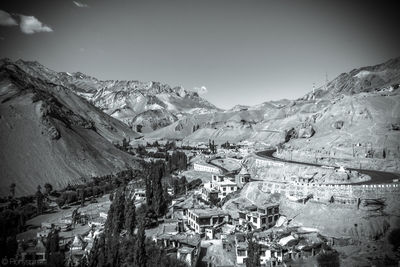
[255, 149, 400, 185]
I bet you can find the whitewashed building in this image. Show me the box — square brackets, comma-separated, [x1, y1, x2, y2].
[210, 174, 238, 199]
[193, 162, 222, 174]
[238, 204, 280, 230]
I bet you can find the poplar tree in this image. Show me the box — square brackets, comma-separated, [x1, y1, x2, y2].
[36, 185, 44, 215]
[134, 221, 147, 267]
[46, 228, 64, 266]
[124, 196, 136, 235]
[246, 233, 261, 267]
[103, 189, 126, 266]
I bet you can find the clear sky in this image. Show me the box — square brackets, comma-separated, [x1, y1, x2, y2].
[1, 0, 399, 109]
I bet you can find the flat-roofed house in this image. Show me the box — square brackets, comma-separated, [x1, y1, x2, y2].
[210, 174, 238, 200]
[201, 183, 219, 203]
[187, 208, 230, 234]
[133, 189, 146, 202]
[177, 246, 197, 266]
[238, 204, 280, 230]
[235, 233, 248, 265]
[235, 167, 251, 188]
[258, 244, 284, 266]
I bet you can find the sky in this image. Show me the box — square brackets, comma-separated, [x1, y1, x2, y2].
[0, 0, 399, 109]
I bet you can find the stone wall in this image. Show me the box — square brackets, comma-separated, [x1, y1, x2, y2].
[259, 181, 399, 202]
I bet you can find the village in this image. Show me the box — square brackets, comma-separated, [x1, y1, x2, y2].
[6, 140, 343, 267]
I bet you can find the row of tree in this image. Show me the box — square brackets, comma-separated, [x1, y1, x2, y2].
[88, 185, 186, 267]
[165, 151, 187, 173]
[192, 124, 200, 132]
[88, 154, 191, 266]
[144, 160, 169, 217]
[209, 139, 217, 154]
[0, 167, 147, 261]
[88, 188, 142, 266]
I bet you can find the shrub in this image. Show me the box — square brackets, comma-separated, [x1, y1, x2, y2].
[316, 249, 340, 267]
[388, 228, 400, 251]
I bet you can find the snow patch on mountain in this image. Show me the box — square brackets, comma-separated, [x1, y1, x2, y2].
[12, 59, 221, 131]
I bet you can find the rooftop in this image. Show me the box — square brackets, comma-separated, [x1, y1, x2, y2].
[203, 182, 219, 192]
[240, 203, 279, 213]
[217, 179, 237, 186]
[236, 242, 248, 250]
[239, 167, 250, 175]
[194, 161, 219, 169]
[155, 232, 201, 247]
[247, 211, 268, 218]
[178, 246, 196, 254]
[189, 208, 228, 218]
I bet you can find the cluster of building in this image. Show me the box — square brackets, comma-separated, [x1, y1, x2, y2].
[14, 147, 333, 267]
[16, 207, 107, 266]
[234, 229, 325, 266]
[145, 154, 334, 266]
[153, 181, 285, 266]
[152, 228, 202, 267]
[148, 189, 330, 267]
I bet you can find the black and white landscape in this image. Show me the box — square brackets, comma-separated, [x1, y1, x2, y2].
[0, 1, 400, 267]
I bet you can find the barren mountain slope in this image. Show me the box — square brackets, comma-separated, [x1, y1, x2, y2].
[279, 93, 400, 171]
[303, 57, 400, 100]
[0, 61, 142, 196]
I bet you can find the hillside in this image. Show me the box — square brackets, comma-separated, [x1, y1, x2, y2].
[303, 57, 400, 101]
[147, 57, 400, 171]
[13, 60, 220, 132]
[0, 60, 142, 196]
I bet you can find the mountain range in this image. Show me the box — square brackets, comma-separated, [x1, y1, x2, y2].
[148, 57, 400, 141]
[12, 59, 220, 133]
[146, 57, 400, 172]
[0, 56, 399, 196]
